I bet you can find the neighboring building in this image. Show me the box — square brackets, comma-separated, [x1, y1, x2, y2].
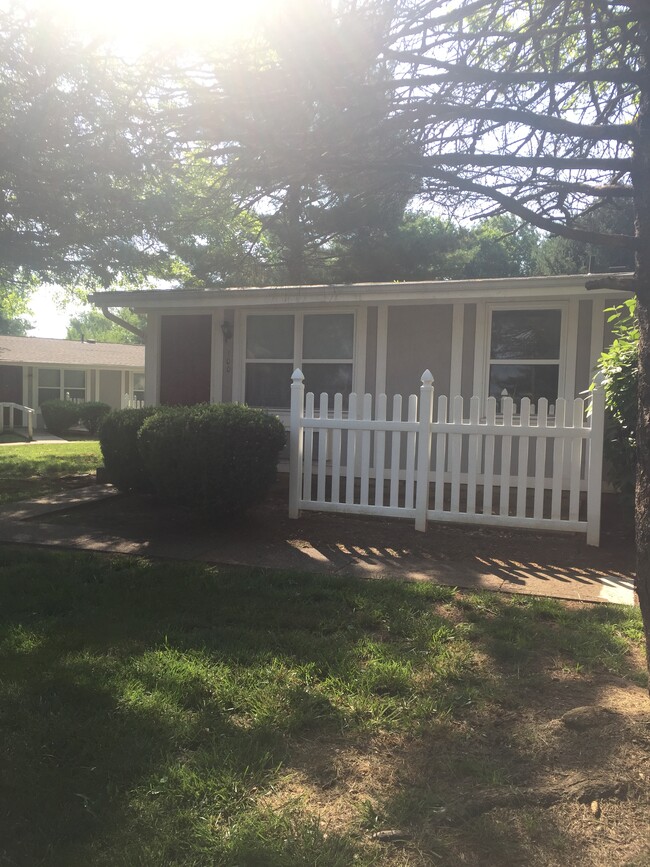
[89, 274, 628, 421]
[0, 336, 145, 427]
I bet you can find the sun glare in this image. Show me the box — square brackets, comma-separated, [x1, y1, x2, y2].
[18, 0, 271, 51]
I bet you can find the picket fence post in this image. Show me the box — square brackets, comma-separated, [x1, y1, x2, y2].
[586, 372, 606, 546]
[415, 370, 434, 532]
[289, 368, 305, 519]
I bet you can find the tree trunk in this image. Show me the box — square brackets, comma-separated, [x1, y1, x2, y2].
[633, 0, 650, 685]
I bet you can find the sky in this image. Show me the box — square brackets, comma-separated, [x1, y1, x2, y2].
[16, 0, 273, 337]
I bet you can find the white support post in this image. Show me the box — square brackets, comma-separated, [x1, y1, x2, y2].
[415, 370, 434, 532]
[586, 372, 605, 546]
[27, 408, 33, 440]
[289, 368, 305, 519]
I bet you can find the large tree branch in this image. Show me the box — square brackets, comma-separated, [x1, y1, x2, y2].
[405, 166, 639, 249]
[392, 153, 632, 172]
[396, 103, 636, 142]
[384, 59, 644, 86]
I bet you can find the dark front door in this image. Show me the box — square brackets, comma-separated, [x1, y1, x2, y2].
[0, 366, 23, 403]
[159, 315, 212, 406]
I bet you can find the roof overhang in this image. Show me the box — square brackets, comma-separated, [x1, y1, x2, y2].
[89, 273, 635, 312]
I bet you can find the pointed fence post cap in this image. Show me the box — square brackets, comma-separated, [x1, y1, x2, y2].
[421, 369, 434, 385]
[291, 368, 304, 383]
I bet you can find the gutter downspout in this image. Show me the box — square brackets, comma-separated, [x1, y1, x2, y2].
[101, 307, 146, 341]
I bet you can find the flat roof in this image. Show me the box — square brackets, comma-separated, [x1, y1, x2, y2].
[0, 336, 144, 368]
[89, 273, 633, 310]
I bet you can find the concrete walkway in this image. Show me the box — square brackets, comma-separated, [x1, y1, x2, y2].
[0, 484, 636, 606]
[0, 431, 68, 445]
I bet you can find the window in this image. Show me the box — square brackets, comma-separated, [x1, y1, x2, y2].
[488, 309, 562, 405]
[244, 312, 355, 409]
[37, 368, 86, 405]
[133, 373, 145, 402]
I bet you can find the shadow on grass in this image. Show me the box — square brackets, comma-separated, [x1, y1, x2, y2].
[0, 545, 646, 866]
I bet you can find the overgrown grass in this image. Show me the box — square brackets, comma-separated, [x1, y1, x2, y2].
[0, 546, 644, 865]
[0, 441, 102, 504]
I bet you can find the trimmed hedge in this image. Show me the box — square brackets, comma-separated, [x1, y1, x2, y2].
[138, 403, 286, 517]
[40, 400, 81, 437]
[99, 407, 159, 492]
[78, 401, 111, 436]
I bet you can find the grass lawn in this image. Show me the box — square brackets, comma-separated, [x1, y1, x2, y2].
[0, 545, 647, 866]
[0, 441, 102, 505]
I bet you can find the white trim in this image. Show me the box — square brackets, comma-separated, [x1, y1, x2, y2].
[564, 298, 580, 401]
[144, 311, 160, 406]
[449, 302, 464, 398]
[92, 273, 633, 312]
[482, 301, 568, 407]
[589, 296, 607, 374]
[210, 312, 224, 404]
[354, 306, 367, 395]
[375, 303, 388, 396]
[472, 301, 487, 410]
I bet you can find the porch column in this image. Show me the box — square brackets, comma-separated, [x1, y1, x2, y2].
[144, 311, 161, 406]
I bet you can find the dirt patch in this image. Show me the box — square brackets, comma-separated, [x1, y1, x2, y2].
[260, 678, 650, 865]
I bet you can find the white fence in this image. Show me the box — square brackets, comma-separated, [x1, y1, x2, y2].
[0, 402, 35, 439]
[121, 393, 146, 409]
[288, 369, 605, 546]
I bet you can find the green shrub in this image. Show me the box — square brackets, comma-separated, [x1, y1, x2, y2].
[78, 401, 111, 436]
[138, 403, 286, 517]
[40, 399, 80, 436]
[99, 407, 159, 492]
[595, 298, 638, 497]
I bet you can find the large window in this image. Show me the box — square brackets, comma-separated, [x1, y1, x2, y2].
[488, 309, 562, 405]
[37, 368, 86, 406]
[245, 312, 354, 409]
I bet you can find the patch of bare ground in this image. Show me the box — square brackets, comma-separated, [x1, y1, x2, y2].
[260, 677, 650, 866]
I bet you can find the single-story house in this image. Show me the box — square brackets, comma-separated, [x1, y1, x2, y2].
[89, 273, 627, 420]
[0, 335, 145, 428]
[88, 274, 631, 544]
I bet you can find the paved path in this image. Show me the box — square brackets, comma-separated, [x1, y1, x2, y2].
[0, 431, 68, 445]
[0, 485, 636, 606]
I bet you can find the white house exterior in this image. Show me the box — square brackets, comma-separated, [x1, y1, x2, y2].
[90, 274, 628, 419]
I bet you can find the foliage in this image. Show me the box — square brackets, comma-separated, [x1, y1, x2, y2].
[99, 407, 159, 492]
[77, 402, 111, 437]
[0, 312, 31, 336]
[39, 399, 82, 437]
[137, 403, 286, 516]
[596, 298, 638, 496]
[66, 309, 145, 345]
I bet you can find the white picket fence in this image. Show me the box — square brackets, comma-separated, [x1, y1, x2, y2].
[288, 369, 605, 546]
[121, 393, 146, 409]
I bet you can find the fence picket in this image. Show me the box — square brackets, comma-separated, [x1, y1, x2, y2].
[390, 395, 402, 507]
[331, 393, 343, 504]
[317, 392, 329, 503]
[374, 394, 387, 507]
[405, 394, 418, 509]
[434, 395, 448, 512]
[466, 396, 480, 515]
[500, 397, 514, 517]
[569, 398, 584, 521]
[551, 399, 567, 519]
[533, 399, 548, 519]
[516, 398, 531, 518]
[450, 395, 463, 512]
[345, 393, 358, 505]
[303, 391, 315, 502]
[483, 397, 497, 516]
[360, 393, 372, 506]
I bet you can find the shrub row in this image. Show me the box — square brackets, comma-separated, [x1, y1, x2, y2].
[99, 403, 286, 517]
[40, 400, 111, 437]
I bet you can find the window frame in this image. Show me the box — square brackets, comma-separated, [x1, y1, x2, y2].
[483, 302, 569, 412]
[36, 366, 89, 406]
[235, 308, 359, 413]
